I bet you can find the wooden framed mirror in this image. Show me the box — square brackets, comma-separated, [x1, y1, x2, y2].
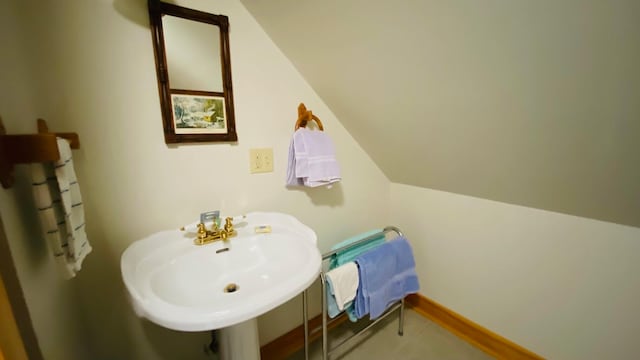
[148, 0, 237, 143]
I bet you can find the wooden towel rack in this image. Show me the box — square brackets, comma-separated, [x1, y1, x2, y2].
[0, 118, 80, 189]
[295, 103, 324, 131]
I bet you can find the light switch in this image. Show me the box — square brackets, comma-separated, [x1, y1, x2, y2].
[249, 148, 273, 173]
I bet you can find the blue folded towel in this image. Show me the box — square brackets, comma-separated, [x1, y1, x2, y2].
[327, 229, 385, 321]
[354, 236, 419, 319]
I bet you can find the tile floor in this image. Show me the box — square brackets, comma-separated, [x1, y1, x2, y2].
[289, 309, 493, 360]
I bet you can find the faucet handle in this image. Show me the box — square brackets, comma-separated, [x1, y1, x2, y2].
[223, 217, 237, 239]
[197, 223, 207, 241]
[224, 217, 234, 232]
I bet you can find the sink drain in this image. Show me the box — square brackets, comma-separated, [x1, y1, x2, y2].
[224, 283, 239, 293]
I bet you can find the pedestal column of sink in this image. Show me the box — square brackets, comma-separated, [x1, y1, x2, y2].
[218, 318, 260, 360]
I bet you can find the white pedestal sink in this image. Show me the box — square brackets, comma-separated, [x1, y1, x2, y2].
[121, 212, 321, 359]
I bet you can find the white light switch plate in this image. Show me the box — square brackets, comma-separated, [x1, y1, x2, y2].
[249, 148, 273, 173]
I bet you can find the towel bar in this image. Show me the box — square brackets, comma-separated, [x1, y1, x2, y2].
[302, 226, 407, 360]
[295, 103, 324, 131]
[0, 118, 80, 188]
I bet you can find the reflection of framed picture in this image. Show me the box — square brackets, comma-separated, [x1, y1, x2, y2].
[171, 93, 227, 134]
[159, 89, 237, 143]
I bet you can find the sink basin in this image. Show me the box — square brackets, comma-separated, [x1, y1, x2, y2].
[121, 212, 321, 332]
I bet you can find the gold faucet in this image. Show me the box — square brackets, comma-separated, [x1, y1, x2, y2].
[194, 217, 237, 245]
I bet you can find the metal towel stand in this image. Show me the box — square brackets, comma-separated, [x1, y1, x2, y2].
[302, 226, 407, 360]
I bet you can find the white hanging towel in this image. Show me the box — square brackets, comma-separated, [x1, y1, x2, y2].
[31, 137, 91, 279]
[326, 262, 359, 311]
[286, 128, 341, 187]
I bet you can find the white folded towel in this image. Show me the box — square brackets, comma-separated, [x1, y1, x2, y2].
[286, 128, 341, 188]
[31, 137, 91, 279]
[326, 262, 359, 311]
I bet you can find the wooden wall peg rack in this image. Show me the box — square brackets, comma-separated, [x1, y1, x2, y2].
[0, 118, 80, 189]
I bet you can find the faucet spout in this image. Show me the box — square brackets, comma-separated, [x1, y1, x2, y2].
[194, 216, 237, 245]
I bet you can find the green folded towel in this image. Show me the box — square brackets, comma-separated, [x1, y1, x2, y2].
[329, 229, 385, 269]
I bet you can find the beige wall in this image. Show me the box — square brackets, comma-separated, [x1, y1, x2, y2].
[0, 1, 89, 359]
[5, 1, 639, 359]
[241, 0, 640, 228]
[1, 0, 390, 359]
[391, 183, 640, 359]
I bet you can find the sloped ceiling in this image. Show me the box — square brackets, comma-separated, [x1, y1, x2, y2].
[240, 0, 640, 228]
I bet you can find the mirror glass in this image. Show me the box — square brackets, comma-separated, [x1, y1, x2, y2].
[162, 16, 222, 92]
[149, 0, 237, 143]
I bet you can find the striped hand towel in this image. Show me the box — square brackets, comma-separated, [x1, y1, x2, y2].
[31, 137, 91, 279]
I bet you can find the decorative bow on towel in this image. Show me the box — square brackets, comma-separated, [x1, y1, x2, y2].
[31, 137, 91, 279]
